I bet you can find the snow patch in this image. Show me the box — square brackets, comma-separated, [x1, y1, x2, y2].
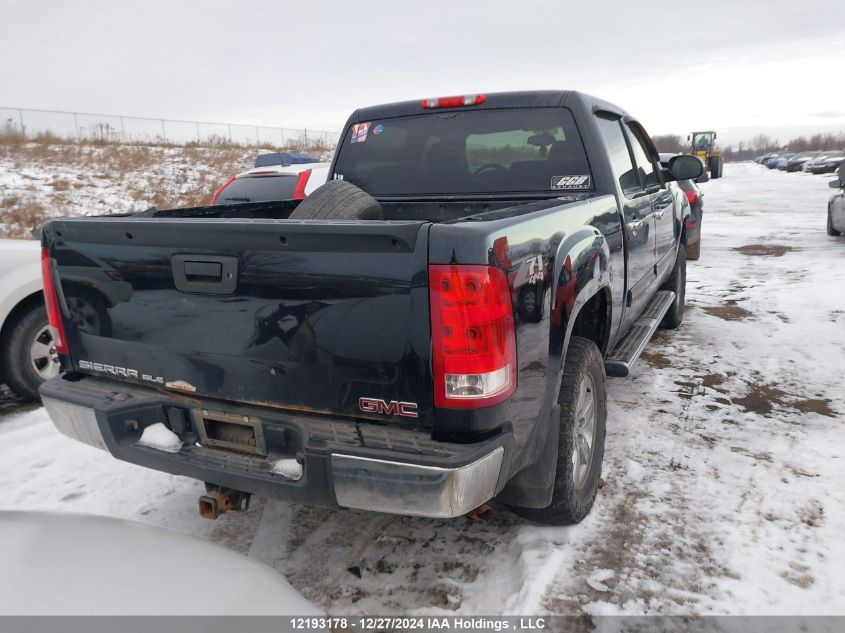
[271, 458, 303, 481]
[587, 568, 616, 592]
[622, 458, 646, 482]
[136, 423, 182, 454]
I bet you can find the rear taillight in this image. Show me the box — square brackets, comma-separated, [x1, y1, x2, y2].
[210, 175, 236, 204]
[421, 94, 487, 109]
[293, 169, 312, 200]
[429, 265, 516, 408]
[41, 247, 67, 355]
[684, 190, 697, 205]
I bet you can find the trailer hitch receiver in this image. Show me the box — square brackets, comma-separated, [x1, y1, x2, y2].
[198, 484, 251, 520]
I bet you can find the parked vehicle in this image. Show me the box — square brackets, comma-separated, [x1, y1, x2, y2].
[660, 153, 704, 260]
[0, 239, 47, 400]
[807, 151, 845, 174]
[775, 154, 797, 170]
[768, 153, 794, 169]
[0, 512, 321, 615]
[829, 163, 845, 237]
[39, 90, 701, 525]
[211, 163, 330, 205]
[0, 239, 133, 400]
[254, 151, 321, 168]
[785, 151, 820, 172]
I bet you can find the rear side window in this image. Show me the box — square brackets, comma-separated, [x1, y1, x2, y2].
[213, 175, 298, 205]
[333, 107, 592, 196]
[594, 115, 639, 193]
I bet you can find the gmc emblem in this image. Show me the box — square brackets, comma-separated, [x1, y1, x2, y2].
[358, 397, 419, 418]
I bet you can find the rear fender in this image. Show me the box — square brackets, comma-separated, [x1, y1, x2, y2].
[498, 227, 612, 507]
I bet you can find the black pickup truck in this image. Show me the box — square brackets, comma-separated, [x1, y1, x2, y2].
[39, 91, 702, 524]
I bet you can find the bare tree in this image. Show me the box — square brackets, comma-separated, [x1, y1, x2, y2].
[651, 134, 685, 153]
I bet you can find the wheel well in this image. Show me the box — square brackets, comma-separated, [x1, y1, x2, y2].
[0, 291, 44, 351]
[570, 289, 610, 356]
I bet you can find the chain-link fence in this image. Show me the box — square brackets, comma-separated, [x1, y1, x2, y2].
[0, 107, 339, 150]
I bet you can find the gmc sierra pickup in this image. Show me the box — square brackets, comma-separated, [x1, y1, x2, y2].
[39, 91, 702, 524]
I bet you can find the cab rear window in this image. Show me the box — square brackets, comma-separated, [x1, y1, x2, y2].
[333, 107, 592, 196]
[213, 174, 298, 205]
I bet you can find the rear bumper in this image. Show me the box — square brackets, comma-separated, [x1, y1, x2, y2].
[40, 375, 511, 518]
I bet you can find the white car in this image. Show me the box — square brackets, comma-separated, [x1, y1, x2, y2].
[0, 511, 322, 616]
[211, 162, 331, 205]
[1, 239, 133, 400]
[0, 239, 52, 400]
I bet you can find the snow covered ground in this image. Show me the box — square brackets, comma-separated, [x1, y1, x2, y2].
[0, 142, 331, 237]
[1, 162, 843, 615]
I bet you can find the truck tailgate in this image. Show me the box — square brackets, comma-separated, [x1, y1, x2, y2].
[43, 218, 434, 423]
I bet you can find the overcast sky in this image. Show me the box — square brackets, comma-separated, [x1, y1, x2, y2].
[1, 0, 844, 145]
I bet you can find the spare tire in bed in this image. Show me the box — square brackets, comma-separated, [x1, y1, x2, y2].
[288, 180, 383, 220]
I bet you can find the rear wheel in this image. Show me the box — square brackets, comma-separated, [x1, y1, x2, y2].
[288, 180, 383, 220]
[709, 156, 722, 179]
[0, 304, 59, 401]
[659, 246, 686, 329]
[512, 337, 606, 525]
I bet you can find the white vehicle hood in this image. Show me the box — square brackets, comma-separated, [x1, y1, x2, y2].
[0, 511, 322, 616]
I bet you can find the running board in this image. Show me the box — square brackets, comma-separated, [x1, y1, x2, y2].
[604, 290, 675, 378]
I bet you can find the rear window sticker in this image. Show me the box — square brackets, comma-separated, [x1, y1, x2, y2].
[551, 175, 591, 190]
[350, 122, 372, 143]
[372, 123, 384, 135]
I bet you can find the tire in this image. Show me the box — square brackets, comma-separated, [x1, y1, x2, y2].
[686, 237, 701, 261]
[288, 180, 383, 220]
[517, 285, 543, 323]
[709, 157, 722, 179]
[659, 246, 686, 329]
[828, 210, 841, 236]
[512, 337, 607, 525]
[0, 304, 59, 401]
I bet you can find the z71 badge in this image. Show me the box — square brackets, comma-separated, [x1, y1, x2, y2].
[551, 175, 591, 190]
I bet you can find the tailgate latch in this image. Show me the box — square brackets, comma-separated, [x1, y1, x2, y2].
[172, 254, 238, 294]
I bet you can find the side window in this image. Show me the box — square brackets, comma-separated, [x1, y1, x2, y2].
[594, 115, 639, 194]
[624, 124, 659, 187]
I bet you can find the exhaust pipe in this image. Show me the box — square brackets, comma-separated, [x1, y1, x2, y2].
[198, 484, 251, 520]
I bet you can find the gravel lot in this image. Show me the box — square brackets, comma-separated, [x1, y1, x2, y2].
[1, 162, 843, 615]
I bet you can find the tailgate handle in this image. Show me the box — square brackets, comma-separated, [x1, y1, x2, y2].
[184, 261, 222, 280]
[172, 254, 238, 295]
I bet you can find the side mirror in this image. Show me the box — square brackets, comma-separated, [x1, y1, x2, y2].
[666, 154, 704, 181]
[831, 179, 844, 189]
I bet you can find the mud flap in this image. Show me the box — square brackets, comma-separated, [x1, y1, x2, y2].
[495, 403, 560, 508]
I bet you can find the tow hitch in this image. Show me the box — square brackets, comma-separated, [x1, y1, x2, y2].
[198, 484, 251, 520]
